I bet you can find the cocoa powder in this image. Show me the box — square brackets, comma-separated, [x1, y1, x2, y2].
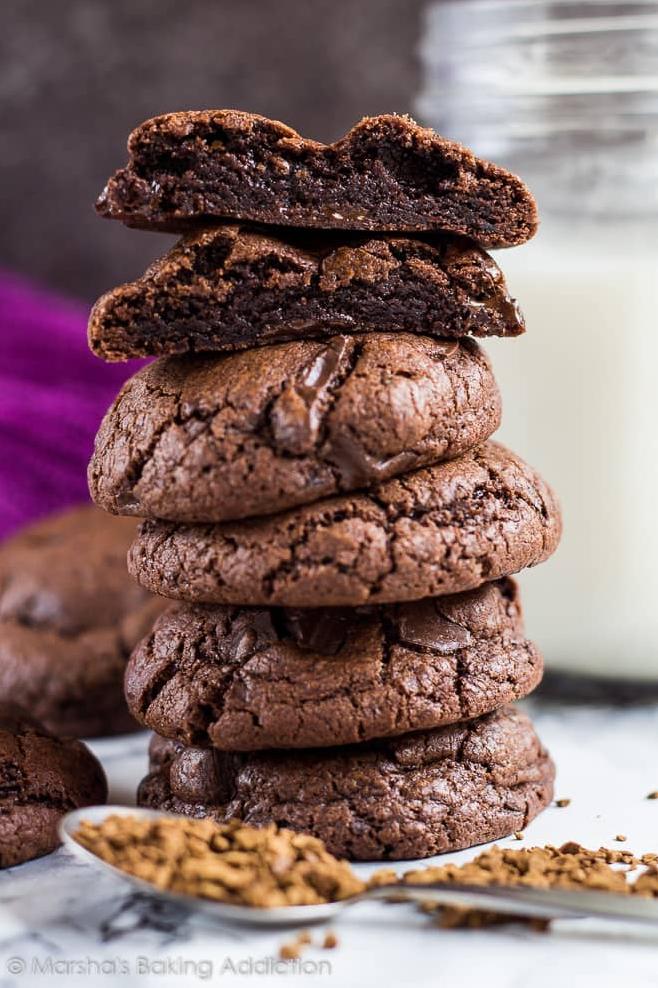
[393, 842, 658, 928]
[74, 815, 364, 907]
[76, 818, 658, 929]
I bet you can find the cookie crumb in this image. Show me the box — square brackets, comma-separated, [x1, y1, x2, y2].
[513, 832, 524, 841]
[615, 834, 627, 842]
[323, 932, 339, 949]
[296, 930, 312, 946]
[555, 798, 571, 808]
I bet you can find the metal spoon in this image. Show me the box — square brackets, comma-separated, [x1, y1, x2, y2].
[60, 805, 658, 928]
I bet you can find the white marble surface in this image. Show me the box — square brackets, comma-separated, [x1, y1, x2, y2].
[2, 702, 658, 988]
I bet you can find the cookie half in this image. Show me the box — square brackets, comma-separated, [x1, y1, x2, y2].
[128, 442, 561, 607]
[125, 579, 542, 750]
[88, 225, 524, 361]
[0, 703, 107, 867]
[89, 334, 501, 523]
[139, 707, 554, 861]
[0, 505, 165, 736]
[97, 111, 537, 247]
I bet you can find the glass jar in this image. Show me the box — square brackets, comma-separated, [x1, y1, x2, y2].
[417, 0, 658, 680]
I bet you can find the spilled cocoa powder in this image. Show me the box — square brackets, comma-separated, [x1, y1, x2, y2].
[381, 842, 658, 929]
[278, 929, 338, 960]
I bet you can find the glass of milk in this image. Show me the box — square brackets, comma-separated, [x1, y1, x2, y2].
[418, 0, 658, 680]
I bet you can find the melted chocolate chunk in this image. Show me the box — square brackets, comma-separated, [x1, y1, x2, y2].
[270, 337, 350, 454]
[169, 748, 227, 804]
[396, 599, 473, 653]
[281, 607, 353, 655]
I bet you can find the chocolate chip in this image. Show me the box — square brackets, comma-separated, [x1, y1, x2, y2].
[396, 600, 473, 654]
[281, 608, 352, 655]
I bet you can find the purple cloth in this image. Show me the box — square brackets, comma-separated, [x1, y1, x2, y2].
[0, 271, 143, 539]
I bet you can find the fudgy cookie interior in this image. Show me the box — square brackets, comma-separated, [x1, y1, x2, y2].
[98, 112, 538, 247]
[88, 225, 524, 361]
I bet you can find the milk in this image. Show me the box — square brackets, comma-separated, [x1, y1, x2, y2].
[488, 225, 658, 678]
[417, 0, 658, 678]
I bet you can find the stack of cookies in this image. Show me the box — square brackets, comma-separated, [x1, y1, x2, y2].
[88, 111, 561, 861]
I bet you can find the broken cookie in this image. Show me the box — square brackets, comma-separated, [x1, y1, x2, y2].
[97, 111, 538, 247]
[88, 224, 524, 361]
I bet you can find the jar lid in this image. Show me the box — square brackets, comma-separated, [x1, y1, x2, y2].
[418, 0, 658, 215]
[421, 1, 658, 96]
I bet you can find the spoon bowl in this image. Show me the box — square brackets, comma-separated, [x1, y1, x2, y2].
[60, 805, 347, 926]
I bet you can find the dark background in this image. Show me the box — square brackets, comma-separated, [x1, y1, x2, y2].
[1, 0, 425, 300]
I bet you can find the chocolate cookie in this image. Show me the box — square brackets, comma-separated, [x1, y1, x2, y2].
[128, 442, 561, 607]
[0, 505, 165, 736]
[89, 334, 501, 523]
[88, 225, 524, 361]
[125, 579, 542, 750]
[0, 703, 107, 867]
[139, 707, 554, 860]
[97, 111, 538, 247]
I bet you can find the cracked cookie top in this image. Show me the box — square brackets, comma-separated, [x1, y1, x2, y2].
[128, 441, 562, 608]
[141, 706, 555, 860]
[89, 334, 501, 523]
[125, 578, 543, 750]
[97, 111, 538, 247]
[0, 702, 107, 867]
[88, 224, 524, 362]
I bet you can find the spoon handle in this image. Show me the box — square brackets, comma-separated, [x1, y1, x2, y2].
[363, 882, 658, 926]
